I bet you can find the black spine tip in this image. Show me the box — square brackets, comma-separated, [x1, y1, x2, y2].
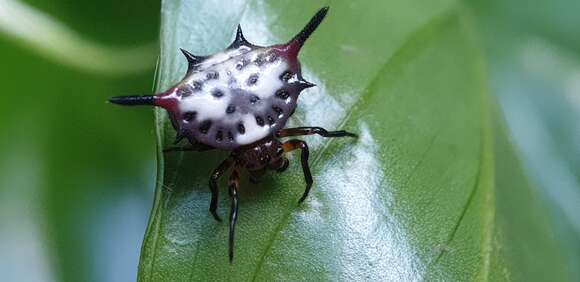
[180, 48, 205, 73]
[228, 24, 252, 49]
[297, 80, 316, 89]
[291, 7, 329, 47]
[108, 95, 155, 106]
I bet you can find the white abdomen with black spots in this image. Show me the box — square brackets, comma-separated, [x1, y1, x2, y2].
[175, 47, 300, 149]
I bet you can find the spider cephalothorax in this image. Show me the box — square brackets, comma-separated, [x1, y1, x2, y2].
[110, 7, 356, 262]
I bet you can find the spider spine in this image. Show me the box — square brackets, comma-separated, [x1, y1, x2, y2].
[180, 48, 206, 73]
[228, 25, 253, 49]
[108, 95, 154, 106]
[290, 6, 329, 48]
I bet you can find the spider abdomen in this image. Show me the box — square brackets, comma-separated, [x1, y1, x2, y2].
[156, 46, 311, 149]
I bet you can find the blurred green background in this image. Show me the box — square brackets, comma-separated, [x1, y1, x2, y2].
[0, 0, 158, 281]
[0, 0, 578, 281]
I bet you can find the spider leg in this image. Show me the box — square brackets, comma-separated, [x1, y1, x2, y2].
[208, 157, 233, 222]
[228, 167, 240, 262]
[276, 126, 357, 138]
[275, 158, 289, 173]
[283, 140, 312, 203]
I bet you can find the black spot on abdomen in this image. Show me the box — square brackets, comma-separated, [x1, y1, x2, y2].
[247, 74, 259, 85]
[212, 89, 224, 98]
[249, 95, 260, 104]
[276, 90, 289, 99]
[183, 111, 197, 122]
[237, 123, 246, 134]
[280, 71, 292, 82]
[272, 106, 283, 117]
[206, 71, 219, 80]
[255, 116, 264, 126]
[199, 120, 212, 134]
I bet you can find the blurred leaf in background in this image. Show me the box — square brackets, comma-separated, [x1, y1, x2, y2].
[0, 0, 159, 281]
[466, 0, 580, 277]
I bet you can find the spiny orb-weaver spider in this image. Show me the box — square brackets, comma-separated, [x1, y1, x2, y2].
[109, 7, 356, 261]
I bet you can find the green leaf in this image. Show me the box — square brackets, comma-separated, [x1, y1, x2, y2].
[139, 1, 572, 280]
